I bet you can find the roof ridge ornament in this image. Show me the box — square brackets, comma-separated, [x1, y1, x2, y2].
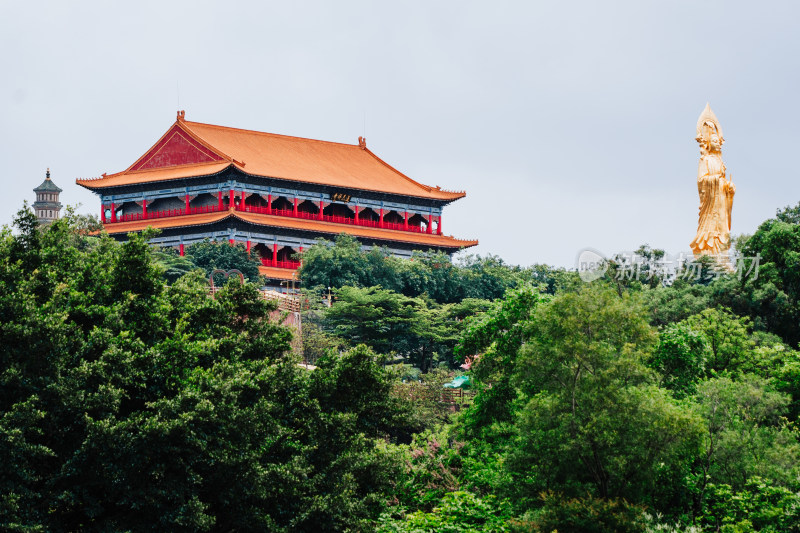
[177, 110, 186, 122]
[358, 136, 366, 149]
[46, 167, 51, 180]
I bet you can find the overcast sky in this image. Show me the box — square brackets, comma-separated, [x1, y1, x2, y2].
[2, 1, 798, 267]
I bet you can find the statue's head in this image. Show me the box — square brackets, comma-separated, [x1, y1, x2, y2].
[696, 122, 724, 154]
[708, 133, 722, 152]
[696, 104, 724, 155]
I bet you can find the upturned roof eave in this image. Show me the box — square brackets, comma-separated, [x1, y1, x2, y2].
[76, 163, 464, 203]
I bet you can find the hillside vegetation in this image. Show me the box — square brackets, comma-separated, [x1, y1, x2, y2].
[2, 205, 800, 531]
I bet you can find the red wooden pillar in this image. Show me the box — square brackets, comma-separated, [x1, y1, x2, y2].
[272, 243, 278, 267]
[179, 243, 185, 256]
[267, 194, 272, 214]
[217, 191, 223, 211]
[318, 201, 324, 220]
[379, 208, 384, 228]
[426, 215, 432, 234]
[293, 198, 298, 217]
[142, 199, 148, 219]
[100, 205, 106, 223]
[246, 240, 251, 255]
[437, 215, 442, 235]
[184, 194, 190, 213]
[229, 189, 234, 209]
[354, 205, 360, 224]
[403, 211, 409, 231]
[110, 202, 116, 223]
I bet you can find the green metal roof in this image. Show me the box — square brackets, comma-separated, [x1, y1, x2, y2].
[443, 375, 471, 389]
[34, 170, 62, 193]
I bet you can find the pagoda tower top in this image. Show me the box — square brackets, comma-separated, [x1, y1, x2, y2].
[33, 168, 63, 223]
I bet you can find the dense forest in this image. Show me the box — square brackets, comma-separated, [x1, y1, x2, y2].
[2, 203, 800, 532]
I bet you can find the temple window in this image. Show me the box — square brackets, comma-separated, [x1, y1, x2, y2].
[383, 210, 404, 225]
[407, 213, 427, 229]
[271, 196, 293, 212]
[323, 202, 355, 219]
[190, 193, 217, 209]
[359, 207, 379, 222]
[297, 199, 319, 215]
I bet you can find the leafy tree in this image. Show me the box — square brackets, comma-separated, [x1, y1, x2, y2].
[184, 239, 262, 282]
[456, 254, 535, 300]
[527, 263, 581, 295]
[384, 427, 464, 513]
[693, 376, 800, 497]
[311, 344, 417, 443]
[389, 367, 456, 432]
[452, 283, 712, 519]
[697, 477, 800, 533]
[324, 286, 423, 355]
[516, 492, 649, 533]
[378, 491, 512, 533]
[456, 285, 545, 433]
[0, 207, 402, 531]
[300, 320, 344, 365]
[696, 202, 800, 347]
[645, 278, 713, 327]
[771, 345, 800, 419]
[776, 201, 800, 225]
[299, 234, 380, 290]
[323, 286, 465, 371]
[411, 298, 465, 371]
[509, 286, 703, 506]
[299, 234, 535, 303]
[649, 323, 710, 398]
[11, 198, 800, 531]
[153, 247, 197, 283]
[683, 308, 753, 376]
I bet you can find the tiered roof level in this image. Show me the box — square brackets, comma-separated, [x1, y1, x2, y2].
[77, 111, 477, 280]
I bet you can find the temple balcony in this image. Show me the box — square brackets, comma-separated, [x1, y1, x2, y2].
[114, 204, 224, 222]
[260, 259, 302, 270]
[104, 199, 442, 235]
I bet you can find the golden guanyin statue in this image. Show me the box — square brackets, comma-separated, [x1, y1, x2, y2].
[690, 103, 735, 258]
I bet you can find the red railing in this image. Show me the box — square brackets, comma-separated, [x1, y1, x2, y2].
[260, 258, 301, 270]
[239, 205, 430, 233]
[114, 204, 223, 223]
[108, 201, 438, 235]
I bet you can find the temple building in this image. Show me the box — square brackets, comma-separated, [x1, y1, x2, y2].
[76, 111, 477, 281]
[33, 169, 63, 223]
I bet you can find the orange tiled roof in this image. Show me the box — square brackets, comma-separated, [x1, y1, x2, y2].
[77, 162, 231, 188]
[77, 116, 466, 201]
[102, 210, 478, 249]
[258, 266, 297, 280]
[101, 211, 229, 234]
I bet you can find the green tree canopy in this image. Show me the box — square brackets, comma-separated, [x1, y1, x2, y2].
[509, 285, 704, 506]
[182, 239, 263, 282]
[0, 208, 403, 531]
[299, 233, 545, 303]
[322, 286, 468, 371]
